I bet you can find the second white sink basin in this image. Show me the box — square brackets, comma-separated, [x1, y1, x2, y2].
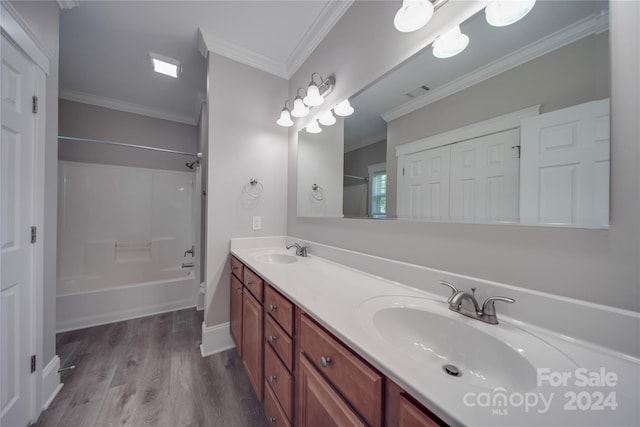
[256, 253, 298, 265]
[357, 295, 575, 392]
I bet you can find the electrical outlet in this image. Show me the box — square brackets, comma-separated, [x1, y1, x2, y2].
[252, 216, 262, 230]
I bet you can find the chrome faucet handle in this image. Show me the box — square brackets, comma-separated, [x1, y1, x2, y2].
[439, 281, 459, 302]
[481, 296, 515, 316]
[300, 245, 310, 257]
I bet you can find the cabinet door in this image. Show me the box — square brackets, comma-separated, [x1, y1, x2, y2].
[398, 395, 441, 427]
[242, 292, 263, 401]
[297, 356, 366, 427]
[230, 275, 243, 354]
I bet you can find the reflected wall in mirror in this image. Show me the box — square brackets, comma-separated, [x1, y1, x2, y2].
[297, 0, 610, 228]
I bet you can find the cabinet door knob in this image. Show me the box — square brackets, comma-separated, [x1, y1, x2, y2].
[247, 280, 254, 285]
[268, 417, 277, 424]
[269, 304, 277, 312]
[268, 335, 277, 343]
[269, 374, 277, 383]
[320, 356, 332, 368]
[232, 266, 238, 271]
[235, 287, 243, 294]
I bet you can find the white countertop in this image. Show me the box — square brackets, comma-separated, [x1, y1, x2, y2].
[231, 243, 640, 427]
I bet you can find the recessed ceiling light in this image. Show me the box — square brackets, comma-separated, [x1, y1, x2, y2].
[149, 52, 180, 78]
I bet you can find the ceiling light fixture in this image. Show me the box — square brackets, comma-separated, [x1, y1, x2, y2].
[306, 119, 322, 134]
[432, 25, 469, 58]
[149, 52, 181, 78]
[318, 110, 336, 126]
[394, 0, 434, 33]
[334, 99, 354, 117]
[291, 89, 310, 118]
[276, 100, 294, 127]
[485, 0, 536, 27]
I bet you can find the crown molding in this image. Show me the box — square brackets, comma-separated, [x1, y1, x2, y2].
[57, 0, 79, 10]
[383, 13, 609, 122]
[197, 1, 352, 79]
[1, 2, 50, 74]
[345, 131, 387, 153]
[59, 89, 197, 125]
[285, 0, 354, 77]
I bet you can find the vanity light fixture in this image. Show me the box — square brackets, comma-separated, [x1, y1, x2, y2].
[276, 100, 294, 127]
[306, 118, 322, 134]
[291, 89, 310, 118]
[149, 52, 181, 78]
[432, 25, 470, 59]
[394, 0, 434, 33]
[318, 110, 336, 126]
[485, 0, 536, 27]
[334, 99, 354, 117]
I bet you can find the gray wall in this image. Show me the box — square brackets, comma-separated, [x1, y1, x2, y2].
[344, 140, 387, 187]
[288, 1, 640, 312]
[9, 0, 60, 370]
[205, 53, 288, 327]
[59, 99, 198, 171]
[386, 33, 609, 217]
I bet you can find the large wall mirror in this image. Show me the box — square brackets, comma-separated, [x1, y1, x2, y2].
[297, 0, 610, 228]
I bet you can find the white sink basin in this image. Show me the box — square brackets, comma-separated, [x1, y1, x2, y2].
[357, 295, 575, 392]
[256, 253, 298, 265]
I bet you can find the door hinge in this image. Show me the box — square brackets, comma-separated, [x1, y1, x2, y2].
[402, 168, 405, 176]
[32, 96, 38, 114]
[31, 355, 36, 373]
[512, 145, 521, 158]
[31, 226, 37, 244]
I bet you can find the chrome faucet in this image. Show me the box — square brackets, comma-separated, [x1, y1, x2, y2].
[181, 262, 194, 269]
[440, 280, 514, 325]
[184, 245, 195, 257]
[286, 242, 309, 257]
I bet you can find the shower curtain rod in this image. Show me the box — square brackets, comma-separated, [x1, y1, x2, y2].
[58, 136, 202, 158]
[344, 174, 369, 182]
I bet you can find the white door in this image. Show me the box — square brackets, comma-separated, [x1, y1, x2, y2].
[520, 99, 610, 226]
[450, 129, 520, 223]
[397, 145, 450, 220]
[1, 35, 36, 427]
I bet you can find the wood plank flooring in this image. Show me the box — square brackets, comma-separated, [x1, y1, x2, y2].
[33, 309, 268, 427]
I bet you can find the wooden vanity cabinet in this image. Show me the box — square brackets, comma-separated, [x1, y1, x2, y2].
[230, 273, 244, 352]
[386, 379, 446, 427]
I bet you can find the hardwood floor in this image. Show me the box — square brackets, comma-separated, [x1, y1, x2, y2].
[33, 309, 268, 427]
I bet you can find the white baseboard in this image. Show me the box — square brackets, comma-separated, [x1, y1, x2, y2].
[56, 278, 195, 332]
[42, 356, 63, 410]
[200, 321, 235, 357]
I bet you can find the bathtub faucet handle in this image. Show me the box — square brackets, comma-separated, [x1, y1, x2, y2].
[184, 246, 195, 257]
[181, 262, 194, 269]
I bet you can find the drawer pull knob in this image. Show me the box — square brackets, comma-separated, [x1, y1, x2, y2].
[320, 356, 332, 368]
[232, 266, 238, 270]
[269, 374, 277, 383]
[247, 280, 254, 285]
[268, 417, 277, 424]
[235, 287, 244, 294]
[269, 304, 277, 312]
[268, 335, 277, 343]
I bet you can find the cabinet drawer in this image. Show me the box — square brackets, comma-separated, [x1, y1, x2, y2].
[231, 256, 244, 282]
[265, 315, 293, 371]
[299, 315, 383, 427]
[264, 379, 292, 427]
[265, 285, 294, 335]
[265, 344, 293, 421]
[243, 267, 263, 302]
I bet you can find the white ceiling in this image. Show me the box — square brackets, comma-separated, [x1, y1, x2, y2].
[59, 1, 351, 125]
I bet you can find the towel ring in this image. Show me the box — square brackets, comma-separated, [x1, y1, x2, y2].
[243, 177, 264, 199]
[311, 184, 324, 201]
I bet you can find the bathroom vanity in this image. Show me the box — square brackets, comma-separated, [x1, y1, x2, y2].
[228, 237, 639, 427]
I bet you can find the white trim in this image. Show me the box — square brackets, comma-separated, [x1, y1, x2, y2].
[285, 1, 354, 77]
[56, 0, 79, 10]
[368, 162, 386, 175]
[345, 131, 387, 153]
[383, 13, 609, 122]
[59, 88, 197, 125]
[197, 1, 352, 79]
[0, 2, 50, 74]
[200, 322, 235, 357]
[395, 105, 540, 157]
[41, 356, 62, 411]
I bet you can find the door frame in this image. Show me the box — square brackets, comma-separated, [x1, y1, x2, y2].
[1, 3, 49, 422]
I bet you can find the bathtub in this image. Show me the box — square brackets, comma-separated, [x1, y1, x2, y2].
[56, 267, 197, 332]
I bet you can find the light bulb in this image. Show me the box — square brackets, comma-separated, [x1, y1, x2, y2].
[334, 99, 354, 117]
[485, 0, 536, 27]
[276, 108, 294, 127]
[433, 26, 469, 59]
[303, 82, 324, 107]
[306, 119, 322, 134]
[318, 110, 336, 126]
[394, 0, 434, 33]
[291, 96, 309, 118]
